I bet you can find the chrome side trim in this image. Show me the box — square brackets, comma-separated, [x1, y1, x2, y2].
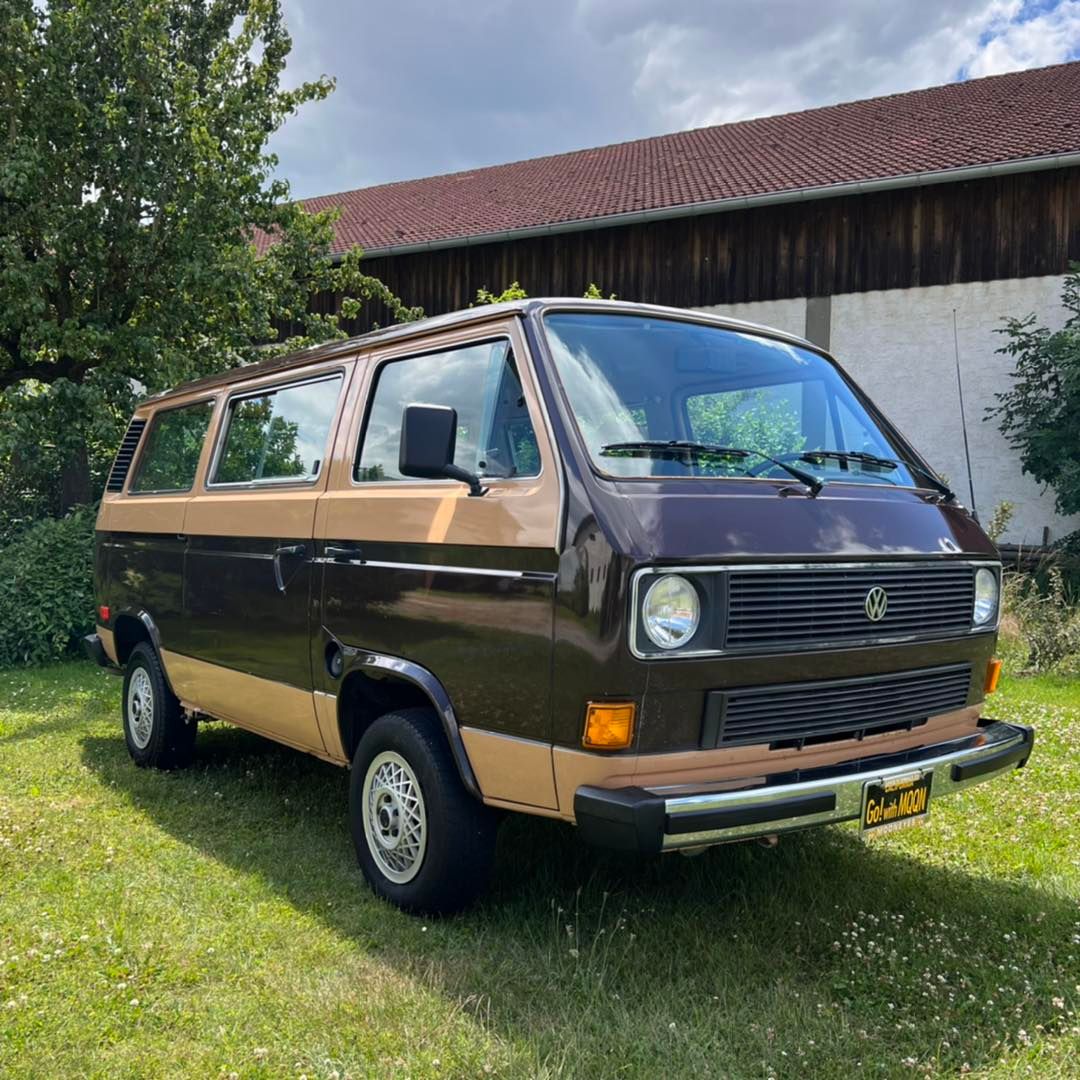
[628, 559, 1002, 660]
[659, 721, 1029, 849]
[187, 549, 274, 561]
[314, 557, 552, 579]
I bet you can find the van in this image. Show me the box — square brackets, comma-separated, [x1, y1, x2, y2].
[85, 299, 1033, 913]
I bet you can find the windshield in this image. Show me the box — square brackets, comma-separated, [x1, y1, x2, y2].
[543, 313, 916, 487]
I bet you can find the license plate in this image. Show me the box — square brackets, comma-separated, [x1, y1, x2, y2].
[861, 771, 932, 837]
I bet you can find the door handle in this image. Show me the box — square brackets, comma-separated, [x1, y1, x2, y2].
[324, 543, 362, 561]
[272, 543, 307, 593]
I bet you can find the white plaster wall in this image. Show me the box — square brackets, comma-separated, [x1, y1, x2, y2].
[697, 297, 807, 340]
[830, 277, 1078, 547]
[698, 278, 1078, 546]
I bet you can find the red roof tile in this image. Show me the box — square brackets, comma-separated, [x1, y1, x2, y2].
[282, 61, 1080, 255]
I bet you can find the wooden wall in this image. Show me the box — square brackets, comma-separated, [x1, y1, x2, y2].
[304, 166, 1080, 332]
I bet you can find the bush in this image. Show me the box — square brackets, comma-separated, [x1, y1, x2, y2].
[987, 265, 1080, 518]
[1000, 562, 1080, 674]
[0, 506, 97, 667]
[985, 500, 1014, 544]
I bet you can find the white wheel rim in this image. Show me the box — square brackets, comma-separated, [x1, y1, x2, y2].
[362, 751, 427, 884]
[127, 668, 154, 750]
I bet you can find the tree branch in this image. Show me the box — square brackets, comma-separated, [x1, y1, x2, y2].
[0, 355, 91, 391]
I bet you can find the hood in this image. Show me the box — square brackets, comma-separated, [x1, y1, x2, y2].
[588, 479, 996, 562]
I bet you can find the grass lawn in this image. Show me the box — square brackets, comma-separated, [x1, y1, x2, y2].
[0, 662, 1077, 1079]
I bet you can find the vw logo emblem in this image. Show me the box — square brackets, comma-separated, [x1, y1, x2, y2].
[864, 586, 889, 622]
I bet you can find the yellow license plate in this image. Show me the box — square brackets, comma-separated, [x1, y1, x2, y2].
[861, 771, 932, 837]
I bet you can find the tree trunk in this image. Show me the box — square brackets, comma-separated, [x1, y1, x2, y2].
[59, 442, 91, 512]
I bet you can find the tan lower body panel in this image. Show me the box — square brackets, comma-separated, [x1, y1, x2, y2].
[97, 624, 117, 665]
[460, 727, 558, 810]
[314, 691, 348, 765]
[549, 705, 984, 822]
[160, 650, 332, 760]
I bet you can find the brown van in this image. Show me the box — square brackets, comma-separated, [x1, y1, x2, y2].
[84, 299, 1033, 913]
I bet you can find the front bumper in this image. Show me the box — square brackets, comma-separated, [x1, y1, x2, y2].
[574, 720, 1033, 854]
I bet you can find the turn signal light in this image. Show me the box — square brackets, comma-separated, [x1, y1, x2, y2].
[985, 658, 1003, 694]
[582, 701, 636, 750]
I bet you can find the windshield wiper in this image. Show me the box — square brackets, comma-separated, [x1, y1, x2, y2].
[798, 449, 956, 502]
[599, 440, 825, 496]
[799, 449, 896, 470]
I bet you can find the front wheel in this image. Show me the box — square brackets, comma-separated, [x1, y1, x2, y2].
[349, 708, 497, 914]
[121, 642, 197, 769]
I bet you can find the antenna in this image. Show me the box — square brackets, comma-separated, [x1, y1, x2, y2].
[952, 308, 977, 512]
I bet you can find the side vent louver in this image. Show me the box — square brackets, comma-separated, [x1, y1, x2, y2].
[106, 418, 147, 492]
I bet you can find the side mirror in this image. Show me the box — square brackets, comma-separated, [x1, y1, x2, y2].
[399, 403, 487, 497]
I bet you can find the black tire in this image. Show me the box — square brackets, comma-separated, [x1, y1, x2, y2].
[121, 642, 197, 770]
[349, 707, 497, 914]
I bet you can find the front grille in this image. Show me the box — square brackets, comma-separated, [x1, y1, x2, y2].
[701, 663, 973, 749]
[724, 563, 977, 650]
[106, 418, 147, 492]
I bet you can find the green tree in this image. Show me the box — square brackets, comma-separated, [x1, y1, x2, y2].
[987, 266, 1080, 520]
[473, 281, 530, 306]
[0, 0, 418, 535]
[473, 281, 614, 305]
[687, 390, 804, 462]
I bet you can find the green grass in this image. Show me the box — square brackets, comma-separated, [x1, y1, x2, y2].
[1, 662, 1077, 1079]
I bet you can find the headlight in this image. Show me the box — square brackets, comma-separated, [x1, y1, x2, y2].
[973, 567, 999, 626]
[642, 574, 700, 649]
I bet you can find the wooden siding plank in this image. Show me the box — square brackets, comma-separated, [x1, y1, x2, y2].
[326, 168, 1080, 329]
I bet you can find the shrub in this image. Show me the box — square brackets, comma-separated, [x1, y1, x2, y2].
[1048, 529, 1080, 598]
[1000, 562, 1080, 674]
[472, 282, 615, 305]
[985, 500, 1015, 544]
[987, 265, 1080, 518]
[0, 506, 97, 667]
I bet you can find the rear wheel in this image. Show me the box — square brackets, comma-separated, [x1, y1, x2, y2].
[350, 708, 497, 914]
[122, 642, 197, 769]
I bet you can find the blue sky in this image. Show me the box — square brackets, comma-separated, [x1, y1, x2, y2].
[272, 0, 1080, 201]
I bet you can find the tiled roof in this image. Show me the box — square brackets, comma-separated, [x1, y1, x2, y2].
[282, 61, 1080, 256]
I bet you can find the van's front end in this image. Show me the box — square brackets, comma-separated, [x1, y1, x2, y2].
[526, 301, 1033, 854]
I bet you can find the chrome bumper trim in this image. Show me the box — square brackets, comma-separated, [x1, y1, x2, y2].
[658, 721, 1032, 849]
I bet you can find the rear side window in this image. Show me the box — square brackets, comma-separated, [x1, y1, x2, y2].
[213, 374, 343, 485]
[129, 400, 213, 494]
[356, 340, 540, 482]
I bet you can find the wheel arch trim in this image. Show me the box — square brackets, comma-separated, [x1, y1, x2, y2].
[111, 608, 177, 696]
[336, 645, 481, 800]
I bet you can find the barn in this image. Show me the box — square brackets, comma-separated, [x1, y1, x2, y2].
[295, 61, 1080, 546]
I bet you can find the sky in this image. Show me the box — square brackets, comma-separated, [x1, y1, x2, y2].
[272, 0, 1080, 201]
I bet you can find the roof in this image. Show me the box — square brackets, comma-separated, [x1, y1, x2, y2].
[141, 298, 820, 405]
[276, 61, 1080, 258]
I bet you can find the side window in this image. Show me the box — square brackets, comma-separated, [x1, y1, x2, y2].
[213, 374, 343, 485]
[129, 400, 213, 494]
[356, 340, 541, 482]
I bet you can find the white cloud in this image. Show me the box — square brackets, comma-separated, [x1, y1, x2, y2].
[965, 0, 1080, 76]
[270, 0, 1080, 199]
[588, 0, 1077, 130]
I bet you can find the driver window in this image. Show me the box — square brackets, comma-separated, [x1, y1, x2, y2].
[355, 339, 541, 483]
